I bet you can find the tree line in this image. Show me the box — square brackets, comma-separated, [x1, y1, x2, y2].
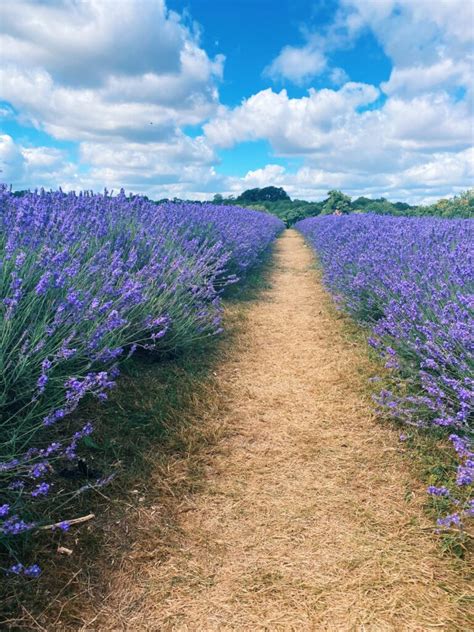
[212, 187, 474, 226]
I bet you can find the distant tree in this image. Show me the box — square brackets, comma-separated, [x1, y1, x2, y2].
[237, 186, 290, 203]
[245, 204, 268, 213]
[393, 201, 412, 211]
[213, 193, 224, 203]
[352, 196, 373, 209]
[422, 189, 473, 218]
[321, 190, 352, 215]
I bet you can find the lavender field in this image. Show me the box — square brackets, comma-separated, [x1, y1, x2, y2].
[296, 214, 473, 529]
[0, 187, 283, 576]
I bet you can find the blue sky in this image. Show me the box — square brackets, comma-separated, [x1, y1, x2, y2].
[0, 0, 472, 202]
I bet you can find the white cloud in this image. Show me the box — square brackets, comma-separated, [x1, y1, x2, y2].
[264, 44, 327, 85]
[205, 85, 471, 159]
[205, 83, 380, 150]
[381, 58, 473, 97]
[0, 0, 226, 196]
[0, 0, 224, 144]
[389, 147, 474, 188]
[0, 66, 220, 143]
[0, 134, 79, 189]
[78, 135, 216, 190]
[341, 0, 474, 97]
[205, 0, 473, 202]
[0, 134, 25, 182]
[224, 147, 473, 204]
[0, 0, 472, 203]
[1, 0, 193, 87]
[330, 67, 349, 86]
[343, 0, 474, 60]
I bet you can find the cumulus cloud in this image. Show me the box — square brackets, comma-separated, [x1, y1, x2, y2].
[1, 0, 472, 202]
[224, 147, 473, 204]
[0, 0, 227, 196]
[0, 134, 79, 189]
[1, 0, 198, 87]
[264, 44, 327, 85]
[0, 134, 25, 182]
[205, 84, 471, 161]
[341, 0, 474, 96]
[206, 0, 473, 201]
[381, 59, 473, 97]
[205, 83, 380, 150]
[0, 0, 224, 143]
[0, 132, 221, 199]
[0, 66, 219, 143]
[79, 134, 216, 190]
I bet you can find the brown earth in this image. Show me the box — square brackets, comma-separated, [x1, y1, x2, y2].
[78, 230, 471, 631]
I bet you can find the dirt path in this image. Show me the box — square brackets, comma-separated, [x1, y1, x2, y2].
[91, 231, 470, 631]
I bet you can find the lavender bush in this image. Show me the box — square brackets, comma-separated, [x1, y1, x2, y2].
[296, 214, 473, 529]
[0, 187, 283, 575]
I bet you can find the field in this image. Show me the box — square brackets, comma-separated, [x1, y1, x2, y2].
[2, 0, 473, 626]
[296, 214, 473, 530]
[0, 193, 472, 629]
[0, 187, 284, 578]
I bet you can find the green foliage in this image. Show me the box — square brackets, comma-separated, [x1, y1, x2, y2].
[210, 188, 473, 223]
[351, 190, 473, 218]
[321, 190, 352, 215]
[421, 189, 474, 219]
[236, 186, 290, 203]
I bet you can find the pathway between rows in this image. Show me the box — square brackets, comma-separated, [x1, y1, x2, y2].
[92, 231, 469, 631]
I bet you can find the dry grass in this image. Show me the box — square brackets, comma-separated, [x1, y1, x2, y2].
[4, 231, 471, 631]
[66, 230, 471, 631]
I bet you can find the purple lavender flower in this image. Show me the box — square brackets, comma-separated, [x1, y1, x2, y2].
[9, 563, 24, 575]
[437, 512, 462, 529]
[427, 486, 450, 497]
[56, 521, 71, 532]
[296, 213, 473, 529]
[0, 504, 10, 517]
[2, 516, 36, 535]
[0, 186, 284, 575]
[24, 564, 42, 578]
[31, 482, 51, 497]
[456, 465, 473, 487]
[30, 462, 48, 478]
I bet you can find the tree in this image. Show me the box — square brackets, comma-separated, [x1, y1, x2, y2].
[237, 186, 290, 203]
[321, 190, 352, 215]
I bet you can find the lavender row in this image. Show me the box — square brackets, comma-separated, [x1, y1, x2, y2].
[295, 214, 473, 528]
[0, 187, 284, 575]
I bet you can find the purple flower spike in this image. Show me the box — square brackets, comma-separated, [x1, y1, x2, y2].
[24, 564, 42, 578]
[295, 213, 474, 531]
[0, 186, 284, 574]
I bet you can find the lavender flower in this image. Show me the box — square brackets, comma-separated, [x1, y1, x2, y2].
[31, 482, 51, 497]
[0, 504, 10, 517]
[296, 214, 473, 529]
[427, 486, 450, 497]
[0, 186, 284, 577]
[24, 564, 42, 578]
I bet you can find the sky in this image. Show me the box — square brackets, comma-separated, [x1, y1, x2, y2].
[0, 0, 473, 203]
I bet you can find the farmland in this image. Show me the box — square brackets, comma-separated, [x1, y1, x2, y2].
[0, 191, 472, 629]
[1, 0, 473, 626]
[0, 187, 284, 578]
[296, 214, 473, 529]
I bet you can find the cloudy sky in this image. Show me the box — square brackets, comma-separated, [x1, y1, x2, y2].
[0, 0, 473, 202]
